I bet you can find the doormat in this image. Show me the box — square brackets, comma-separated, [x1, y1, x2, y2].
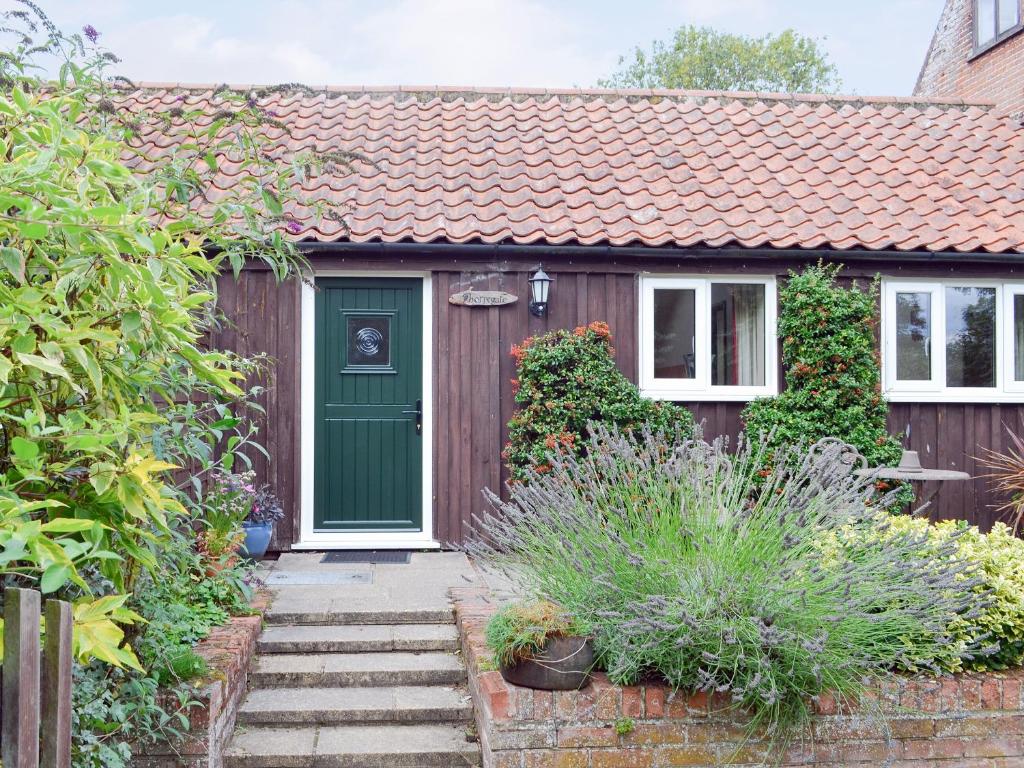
[265, 571, 372, 586]
[321, 550, 411, 564]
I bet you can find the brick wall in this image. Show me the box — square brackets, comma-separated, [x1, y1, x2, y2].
[915, 0, 1024, 115]
[453, 588, 1024, 767]
[134, 591, 270, 768]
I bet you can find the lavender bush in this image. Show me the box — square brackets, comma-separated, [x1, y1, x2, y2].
[470, 427, 988, 739]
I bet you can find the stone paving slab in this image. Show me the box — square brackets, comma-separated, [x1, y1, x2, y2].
[251, 651, 467, 687]
[238, 685, 472, 724]
[224, 723, 481, 768]
[258, 622, 458, 653]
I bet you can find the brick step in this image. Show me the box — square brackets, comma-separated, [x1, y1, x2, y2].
[265, 605, 454, 626]
[249, 651, 467, 688]
[224, 723, 481, 768]
[237, 684, 472, 725]
[258, 623, 459, 654]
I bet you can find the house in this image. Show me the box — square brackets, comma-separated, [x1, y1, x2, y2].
[119, 86, 1024, 552]
[916, 0, 1024, 115]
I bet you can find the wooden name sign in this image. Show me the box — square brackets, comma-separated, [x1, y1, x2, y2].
[448, 290, 518, 307]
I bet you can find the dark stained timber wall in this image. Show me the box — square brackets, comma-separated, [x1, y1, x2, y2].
[215, 253, 1024, 550]
[209, 271, 301, 551]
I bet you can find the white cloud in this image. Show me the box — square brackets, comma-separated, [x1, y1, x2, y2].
[345, 0, 610, 86]
[661, 0, 772, 24]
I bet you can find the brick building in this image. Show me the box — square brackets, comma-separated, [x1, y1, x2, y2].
[915, 0, 1024, 114]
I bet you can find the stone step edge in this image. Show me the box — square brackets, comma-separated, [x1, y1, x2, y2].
[236, 685, 473, 725]
[265, 609, 455, 626]
[247, 670, 468, 688]
[257, 624, 459, 653]
[223, 723, 482, 768]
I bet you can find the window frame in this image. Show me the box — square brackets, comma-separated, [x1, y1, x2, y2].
[972, 0, 1023, 58]
[639, 275, 778, 402]
[881, 279, 1024, 403]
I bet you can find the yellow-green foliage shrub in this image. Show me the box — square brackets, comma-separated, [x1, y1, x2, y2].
[821, 516, 1024, 672]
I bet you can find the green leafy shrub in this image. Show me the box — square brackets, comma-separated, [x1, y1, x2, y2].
[72, 534, 257, 768]
[504, 321, 693, 480]
[820, 516, 1024, 672]
[472, 426, 985, 741]
[485, 600, 586, 666]
[742, 263, 904, 485]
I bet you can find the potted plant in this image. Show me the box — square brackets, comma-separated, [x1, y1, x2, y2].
[485, 600, 595, 690]
[242, 485, 284, 558]
[197, 471, 255, 575]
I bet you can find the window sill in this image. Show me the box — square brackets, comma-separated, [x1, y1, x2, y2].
[641, 388, 776, 403]
[885, 391, 1024, 404]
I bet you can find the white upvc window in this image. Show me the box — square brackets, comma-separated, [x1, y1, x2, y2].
[639, 276, 778, 401]
[882, 280, 1024, 402]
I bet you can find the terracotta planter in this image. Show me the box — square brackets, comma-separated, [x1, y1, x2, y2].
[203, 553, 239, 578]
[499, 636, 595, 690]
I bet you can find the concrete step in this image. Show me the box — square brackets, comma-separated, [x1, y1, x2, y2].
[237, 685, 473, 725]
[249, 651, 467, 688]
[258, 623, 459, 654]
[265, 605, 454, 626]
[224, 723, 481, 768]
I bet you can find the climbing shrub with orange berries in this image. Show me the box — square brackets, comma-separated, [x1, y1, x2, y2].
[742, 263, 906, 492]
[504, 321, 693, 480]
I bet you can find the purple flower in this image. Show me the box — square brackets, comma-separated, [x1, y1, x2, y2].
[285, 219, 302, 235]
[83, 25, 100, 43]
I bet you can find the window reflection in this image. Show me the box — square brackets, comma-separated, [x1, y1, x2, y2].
[895, 292, 931, 381]
[653, 289, 696, 379]
[945, 286, 996, 388]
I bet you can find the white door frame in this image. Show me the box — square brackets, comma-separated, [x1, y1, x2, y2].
[295, 269, 438, 550]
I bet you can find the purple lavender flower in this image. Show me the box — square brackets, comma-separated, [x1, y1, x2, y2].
[285, 219, 302, 235]
[83, 25, 100, 43]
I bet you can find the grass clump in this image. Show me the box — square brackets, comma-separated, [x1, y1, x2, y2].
[471, 426, 987, 742]
[485, 600, 585, 667]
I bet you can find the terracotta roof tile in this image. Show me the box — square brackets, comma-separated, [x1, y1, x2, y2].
[113, 86, 1024, 253]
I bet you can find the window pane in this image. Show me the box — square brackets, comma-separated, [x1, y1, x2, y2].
[999, 0, 1020, 33]
[1015, 295, 1024, 382]
[346, 315, 391, 366]
[945, 286, 996, 388]
[653, 289, 696, 379]
[711, 283, 765, 386]
[978, 0, 996, 45]
[895, 292, 932, 381]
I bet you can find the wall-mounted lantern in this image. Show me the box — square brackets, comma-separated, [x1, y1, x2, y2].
[528, 267, 552, 318]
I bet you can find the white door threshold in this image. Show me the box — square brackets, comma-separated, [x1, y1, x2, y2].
[291, 538, 441, 551]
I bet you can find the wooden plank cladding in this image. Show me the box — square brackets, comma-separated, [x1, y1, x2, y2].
[432, 268, 639, 546]
[214, 254, 1024, 551]
[208, 271, 301, 550]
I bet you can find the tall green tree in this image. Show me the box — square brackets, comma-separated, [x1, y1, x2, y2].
[599, 26, 840, 93]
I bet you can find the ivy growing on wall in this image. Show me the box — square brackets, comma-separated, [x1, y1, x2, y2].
[742, 263, 904, 473]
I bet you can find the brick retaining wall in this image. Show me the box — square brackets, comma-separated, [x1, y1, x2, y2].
[452, 587, 1024, 767]
[134, 591, 270, 768]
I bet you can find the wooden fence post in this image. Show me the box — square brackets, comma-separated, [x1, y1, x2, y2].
[2, 587, 41, 768]
[40, 600, 72, 768]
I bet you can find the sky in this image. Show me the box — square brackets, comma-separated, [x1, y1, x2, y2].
[2, 0, 946, 96]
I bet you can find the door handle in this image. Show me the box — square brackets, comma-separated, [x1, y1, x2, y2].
[401, 399, 422, 435]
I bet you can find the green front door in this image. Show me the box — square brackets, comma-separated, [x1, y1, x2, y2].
[314, 277, 423, 531]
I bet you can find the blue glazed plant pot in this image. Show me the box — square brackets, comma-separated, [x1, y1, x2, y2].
[241, 521, 273, 558]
